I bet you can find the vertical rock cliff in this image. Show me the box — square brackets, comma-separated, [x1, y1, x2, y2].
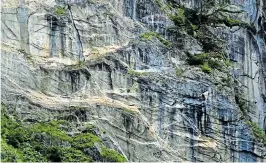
[1, 0, 266, 162]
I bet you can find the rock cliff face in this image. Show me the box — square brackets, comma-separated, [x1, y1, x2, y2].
[1, 0, 266, 162]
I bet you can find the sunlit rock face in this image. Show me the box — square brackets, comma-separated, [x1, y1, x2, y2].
[1, 0, 266, 162]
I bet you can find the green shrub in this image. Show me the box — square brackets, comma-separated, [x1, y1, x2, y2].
[6, 127, 31, 148]
[170, 8, 185, 26]
[19, 144, 46, 162]
[1, 139, 23, 162]
[187, 53, 209, 65]
[234, 90, 250, 114]
[168, 7, 200, 35]
[46, 147, 91, 162]
[139, 32, 156, 41]
[208, 59, 223, 70]
[82, 123, 97, 133]
[55, 6, 66, 16]
[157, 37, 172, 47]
[238, 98, 248, 112]
[246, 121, 266, 146]
[140, 32, 171, 46]
[191, 24, 198, 31]
[73, 133, 101, 149]
[225, 59, 232, 67]
[1, 104, 127, 162]
[201, 62, 212, 73]
[100, 147, 127, 162]
[1, 106, 31, 148]
[187, 53, 227, 73]
[197, 32, 225, 52]
[61, 148, 92, 162]
[29, 121, 73, 143]
[1, 112, 21, 139]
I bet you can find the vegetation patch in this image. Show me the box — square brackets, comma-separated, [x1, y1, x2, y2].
[169, 7, 199, 35]
[55, 6, 67, 16]
[30, 121, 73, 143]
[160, 2, 252, 53]
[221, 76, 233, 87]
[73, 133, 101, 149]
[1, 104, 126, 162]
[167, 3, 250, 30]
[169, 8, 185, 27]
[234, 88, 250, 115]
[123, 108, 138, 114]
[1, 139, 23, 162]
[186, 52, 225, 73]
[45, 147, 91, 162]
[175, 68, 184, 77]
[140, 32, 172, 46]
[128, 68, 148, 76]
[246, 121, 266, 146]
[100, 147, 127, 162]
[197, 30, 226, 53]
[200, 62, 212, 73]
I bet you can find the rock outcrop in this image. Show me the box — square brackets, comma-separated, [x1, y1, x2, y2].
[1, 0, 266, 162]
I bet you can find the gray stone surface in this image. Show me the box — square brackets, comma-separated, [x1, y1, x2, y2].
[1, 0, 266, 162]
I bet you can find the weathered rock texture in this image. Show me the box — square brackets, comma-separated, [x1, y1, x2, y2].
[1, 0, 266, 162]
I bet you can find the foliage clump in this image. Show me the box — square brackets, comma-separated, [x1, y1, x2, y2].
[246, 121, 266, 146]
[30, 120, 73, 144]
[186, 52, 225, 73]
[200, 62, 212, 73]
[221, 75, 233, 86]
[234, 87, 251, 115]
[167, 3, 249, 29]
[100, 147, 127, 162]
[55, 6, 66, 16]
[45, 147, 91, 162]
[1, 139, 23, 162]
[73, 133, 101, 149]
[161, 2, 252, 52]
[140, 32, 172, 46]
[1, 104, 126, 162]
[169, 8, 185, 26]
